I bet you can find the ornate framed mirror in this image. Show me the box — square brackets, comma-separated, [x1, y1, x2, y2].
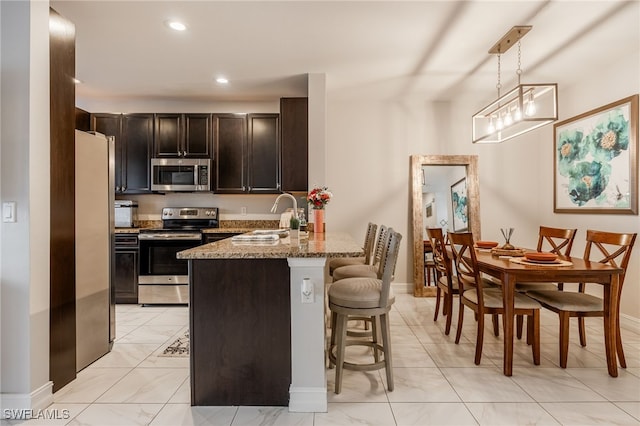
[410, 155, 481, 297]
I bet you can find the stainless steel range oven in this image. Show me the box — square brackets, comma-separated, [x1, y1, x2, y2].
[138, 207, 219, 304]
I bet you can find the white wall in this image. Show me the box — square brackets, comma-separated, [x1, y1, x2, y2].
[1, 0, 52, 411]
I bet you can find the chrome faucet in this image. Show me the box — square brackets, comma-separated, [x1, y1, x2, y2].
[270, 193, 298, 219]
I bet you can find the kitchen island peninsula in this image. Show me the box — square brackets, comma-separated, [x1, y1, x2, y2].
[177, 232, 363, 412]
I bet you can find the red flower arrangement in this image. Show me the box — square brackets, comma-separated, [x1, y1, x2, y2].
[307, 186, 333, 210]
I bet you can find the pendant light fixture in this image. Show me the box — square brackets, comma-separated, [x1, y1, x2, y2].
[472, 26, 558, 144]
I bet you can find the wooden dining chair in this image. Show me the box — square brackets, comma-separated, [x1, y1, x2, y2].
[427, 228, 459, 335]
[423, 239, 438, 286]
[515, 226, 577, 339]
[526, 229, 636, 368]
[449, 232, 541, 366]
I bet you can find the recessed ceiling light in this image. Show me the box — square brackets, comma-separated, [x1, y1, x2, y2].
[72, 77, 82, 84]
[166, 20, 187, 31]
[216, 77, 229, 84]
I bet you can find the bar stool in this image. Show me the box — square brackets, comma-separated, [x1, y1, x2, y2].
[328, 229, 402, 393]
[329, 222, 377, 276]
[332, 226, 389, 281]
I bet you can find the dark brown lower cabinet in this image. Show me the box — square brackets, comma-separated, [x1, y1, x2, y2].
[114, 235, 139, 304]
[190, 258, 291, 406]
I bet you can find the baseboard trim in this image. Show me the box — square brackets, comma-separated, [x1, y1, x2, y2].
[392, 282, 413, 294]
[1, 381, 53, 419]
[288, 386, 327, 413]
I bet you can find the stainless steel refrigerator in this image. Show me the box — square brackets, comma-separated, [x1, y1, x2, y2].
[75, 130, 115, 371]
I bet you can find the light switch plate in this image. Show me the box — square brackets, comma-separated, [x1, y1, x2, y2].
[3, 202, 16, 223]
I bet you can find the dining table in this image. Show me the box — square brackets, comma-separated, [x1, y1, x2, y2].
[473, 248, 623, 377]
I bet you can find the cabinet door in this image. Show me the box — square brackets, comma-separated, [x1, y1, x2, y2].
[184, 114, 212, 158]
[122, 114, 153, 193]
[247, 113, 280, 193]
[114, 249, 138, 304]
[214, 114, 247, 193]
[91, 113, 124, 192]
[280, 98, 308, 192]
[154, 113, 182, 157]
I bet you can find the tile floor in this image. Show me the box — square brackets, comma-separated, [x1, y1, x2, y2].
[9, 293, 640, 425]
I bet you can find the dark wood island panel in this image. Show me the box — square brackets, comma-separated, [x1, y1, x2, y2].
[189, 258, 292, 406]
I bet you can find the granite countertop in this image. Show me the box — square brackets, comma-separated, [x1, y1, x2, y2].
[177, 232, 364, 259]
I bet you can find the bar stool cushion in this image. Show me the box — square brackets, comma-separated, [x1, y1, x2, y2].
[526, 290, 603, 311]
[329, 256, 365, 274]
[332, 264, 377, 281]
[329, 277, 394, 309]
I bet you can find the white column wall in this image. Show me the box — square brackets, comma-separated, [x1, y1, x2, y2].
[307, 73, 327, 193]
[0, 0, 52, 412]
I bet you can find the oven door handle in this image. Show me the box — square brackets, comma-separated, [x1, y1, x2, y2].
[138, 233, 202, 241]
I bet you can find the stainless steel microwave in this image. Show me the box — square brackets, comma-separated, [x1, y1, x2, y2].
[151, 158, 211, 192]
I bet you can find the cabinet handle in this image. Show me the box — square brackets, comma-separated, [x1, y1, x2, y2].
[122, 186, 126, 192]
[242, 186, 246, 191]
[183, 150, 187, 157]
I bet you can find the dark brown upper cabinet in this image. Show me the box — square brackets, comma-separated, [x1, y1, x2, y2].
[280, 97, 308, 192]
[154, 113, 212, 158]
[247, 113, 280, 193]
[91, 113, 153, 194]
[213, 113, 280, 194]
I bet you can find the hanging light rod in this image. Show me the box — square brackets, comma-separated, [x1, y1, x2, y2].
[488, 25, 532, 54]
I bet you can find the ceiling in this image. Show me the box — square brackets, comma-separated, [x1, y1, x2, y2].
[50, 1, 639, 105]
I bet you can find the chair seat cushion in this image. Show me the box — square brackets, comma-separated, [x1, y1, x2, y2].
[526, 290, 603, 312]
[333, 264, 377, 281]
[515, 282, 559, 292]
[329, 257, 365, 274]
[438, 275, 460, 291]
[329, 277, 394, 309]
[462, 288, 541, 310]
[482, 277, 501, 288]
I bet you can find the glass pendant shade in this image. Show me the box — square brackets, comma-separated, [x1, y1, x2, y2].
[472, 83, 558, 143]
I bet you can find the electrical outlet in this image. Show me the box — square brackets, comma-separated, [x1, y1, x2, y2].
[301, 278, 314, 303]
[241, 206, 247, 215]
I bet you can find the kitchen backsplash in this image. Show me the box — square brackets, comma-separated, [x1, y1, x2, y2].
[118, 192, 307, 221]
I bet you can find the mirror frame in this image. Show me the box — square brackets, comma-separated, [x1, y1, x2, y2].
[411, 154, 481, 297]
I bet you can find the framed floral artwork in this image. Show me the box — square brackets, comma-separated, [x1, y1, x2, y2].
[450, 177, 468, 232]
[554, 94, 638, 214]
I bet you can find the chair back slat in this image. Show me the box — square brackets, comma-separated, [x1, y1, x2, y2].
[538, 226, 577, 256]
[584, 230, 637, 288]
[427, 228, 451, 277]
[363, 222, 378, 264]
[448, 232, 485, 307]
[379, 229, 402, 307]
[373, 225, 389, 265]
